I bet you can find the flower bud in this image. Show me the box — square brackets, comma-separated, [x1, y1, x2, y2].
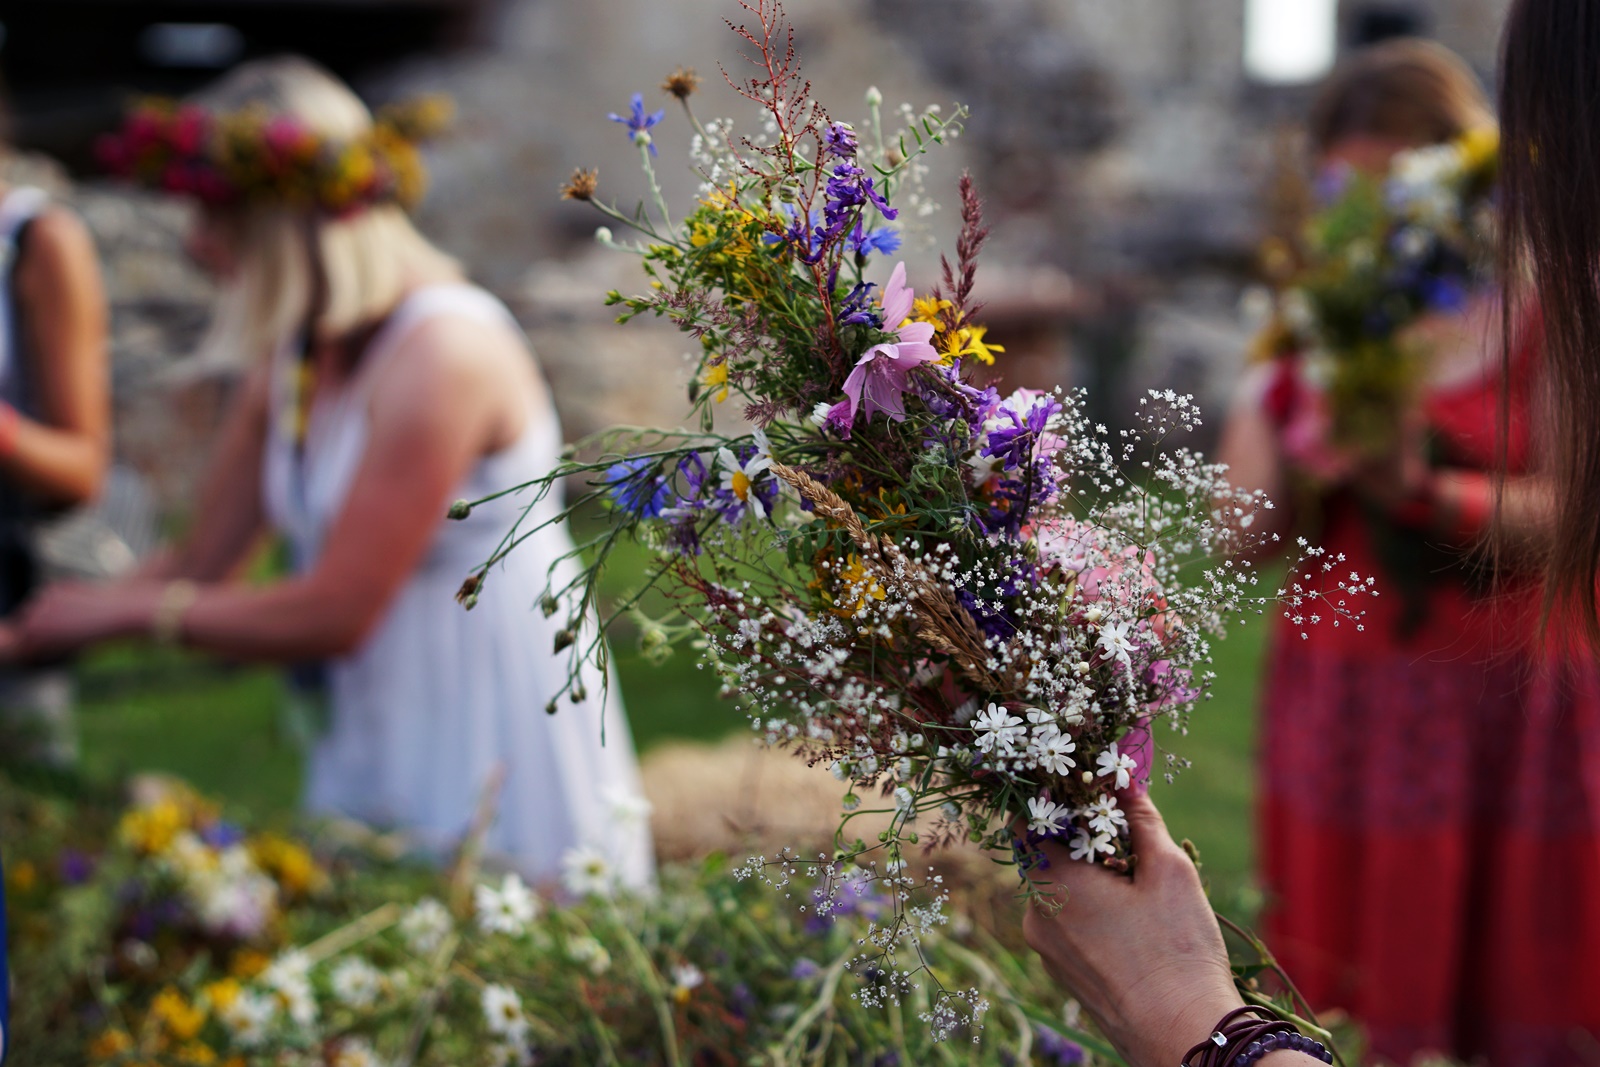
[633, 130, 653, 150]
[865, 86, 882, 107]
[553, 629, 576, 652]
[595, 226, 614, 244]
[447, 499, 472, 520]
[540, 594, 560, 617]
[545, 699, 560, 715]
[570, 686, 587, 704]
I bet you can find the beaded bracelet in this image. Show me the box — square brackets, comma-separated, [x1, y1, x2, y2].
[1180, 1005, 1334, 1067]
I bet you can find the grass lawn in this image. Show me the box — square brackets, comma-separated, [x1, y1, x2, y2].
[64, 533, 1274, 894]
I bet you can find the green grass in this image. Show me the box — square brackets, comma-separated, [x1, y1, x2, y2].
[60, 533, 1271, 892]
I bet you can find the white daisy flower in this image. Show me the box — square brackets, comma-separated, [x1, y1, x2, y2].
[475, 873, 540, 936]
[330, 956, 384, 1009]
[561, 845, 617, 898]
[399, 897, 453, 956]
[1026, 795, 1069, 835]
[1095, 742, 1138, 791]
[973, 703, 1026, 756]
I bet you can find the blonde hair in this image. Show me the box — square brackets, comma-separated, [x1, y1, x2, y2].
[193, 56, 458, 364]
[1308, 38, 1494, 154]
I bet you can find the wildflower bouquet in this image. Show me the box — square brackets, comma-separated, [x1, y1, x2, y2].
[459, 0, 1371, 1035]
[1255, 128, 1499, 474]
[6, 775, 1105, 1066]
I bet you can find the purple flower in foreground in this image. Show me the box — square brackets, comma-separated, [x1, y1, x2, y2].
[790, 957, 822, 980]
[838, 262, 938, 423]
[1034, 1025, 1086, 1066]
[823, 122, 859, 157]
[837, 281, 882, 327]
[608, 93, 665, 154]
[604, 457, 672, 519]
[983, 392, 1064, 471]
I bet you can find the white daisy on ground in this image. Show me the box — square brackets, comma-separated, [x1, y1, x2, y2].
[561, 845, 617, 898]
[330, 956, 384, 1009]
[475, 873, 540, 936]
[399, 896, 453, 956]
[481, 983, 528, 1040]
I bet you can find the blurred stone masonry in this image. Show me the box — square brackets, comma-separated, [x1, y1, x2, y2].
[1, 0, 1514, 526]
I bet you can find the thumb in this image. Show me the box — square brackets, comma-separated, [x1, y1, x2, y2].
[1118, 787, 1177, 862]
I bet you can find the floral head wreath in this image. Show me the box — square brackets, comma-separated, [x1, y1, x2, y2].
[97, 95, 454, 216]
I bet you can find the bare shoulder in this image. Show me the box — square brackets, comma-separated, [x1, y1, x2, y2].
[16, 207, 102, 292]
[365, 308, 539, 435]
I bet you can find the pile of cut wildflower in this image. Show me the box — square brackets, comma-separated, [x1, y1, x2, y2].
[3, 774, 1104, 1067]
[1251, 126, 1500, 469]
[457, 0, 1374, 1039]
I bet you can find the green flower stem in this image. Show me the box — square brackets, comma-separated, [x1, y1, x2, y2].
[640, 141, 673, 233]
[771, 947, 853, 1064]
[297, 901, 403, 966]
[604, 898, 683, 1067]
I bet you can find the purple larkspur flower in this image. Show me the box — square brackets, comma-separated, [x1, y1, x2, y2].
[608, 93, 665, 155]
[838, 262, 938, 423]
[823, 122, 859, 157]
[823, 162, 896, 228]
[982, 392, 1064, 471]
[604, 457, 672, 519]
[837, 281, 882, 327]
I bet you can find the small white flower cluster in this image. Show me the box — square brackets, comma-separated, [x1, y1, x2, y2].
[159, 831, 280, 940]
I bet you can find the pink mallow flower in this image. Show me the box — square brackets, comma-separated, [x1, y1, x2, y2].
[837, 262, 938, 424]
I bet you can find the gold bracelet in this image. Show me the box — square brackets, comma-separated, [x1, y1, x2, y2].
[152, 580, 199, 646]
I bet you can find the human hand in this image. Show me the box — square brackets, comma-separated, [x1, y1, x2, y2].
[8, 581, 161, 662]
[1022, 790, 1242, 1067]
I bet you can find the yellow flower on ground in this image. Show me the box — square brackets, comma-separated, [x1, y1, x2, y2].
[701, 360, 730, 403]
[151, 987, 208, 1042]
[119, 800, 187, 855]
[6, 860, 36, 892]
[250, 833, 321, 896]
[203, 977, 243, 1011]
[89, 1028, 135, 1059]
[178, 1043, 219, 1066]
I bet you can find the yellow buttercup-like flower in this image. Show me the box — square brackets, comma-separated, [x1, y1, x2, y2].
[250, 832, 321, 896]
[151, 987, 207, 1042]
[911, 294, 952, 327]
[830, 554, 887, 618]
[960, 323, 1005, 366]
[1457, 126, 1499, 175]
[701, 360, 730, 403]
[934, 324, 1005, 367]
[119, 799, 187, 855]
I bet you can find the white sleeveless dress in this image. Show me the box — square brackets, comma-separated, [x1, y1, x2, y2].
[261, 283, 654, 890]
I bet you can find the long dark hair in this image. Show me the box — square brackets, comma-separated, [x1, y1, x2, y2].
[1498, 0, 1600, 643]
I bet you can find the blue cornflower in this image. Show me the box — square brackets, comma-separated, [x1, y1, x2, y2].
[848, 221, 901, 256]
[604, 457, 672, 519]
[1422, 275, 1469, 313]
[608, 93, 665, 155]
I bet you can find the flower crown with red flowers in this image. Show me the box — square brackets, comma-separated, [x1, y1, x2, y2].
[97, 95, 454, 216]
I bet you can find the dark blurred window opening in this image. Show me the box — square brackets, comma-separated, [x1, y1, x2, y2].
[0, 0, 501, 170]
[1348, 3, 1431, 47]
[139, 23, 246, 70]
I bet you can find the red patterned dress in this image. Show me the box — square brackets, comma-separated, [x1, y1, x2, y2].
[1257, 348, 1600, 1066]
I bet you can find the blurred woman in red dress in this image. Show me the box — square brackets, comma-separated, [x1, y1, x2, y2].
[1219, 39, 1600, 1065]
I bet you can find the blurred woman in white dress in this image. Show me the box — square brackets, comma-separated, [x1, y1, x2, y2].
[2, 57, 653, 890]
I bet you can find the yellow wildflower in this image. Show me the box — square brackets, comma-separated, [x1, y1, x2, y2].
[179, 1043, 219, 1065]
[911, 294, 952, 327]
[151, 987, 207, 1042]
[89, 1028, 135, 1059]
[830, 554, 887, 618]
[203, 977, 243, 1012]
[228, 946, 270, 979]
[701, 360, 730, 403]
[6, 860, 36, 892]
[119, 800, 187, 855]
[251, 833, 321, 896]
[960, 323, 1005, 365]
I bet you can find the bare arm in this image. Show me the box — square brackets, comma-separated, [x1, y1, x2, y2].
[3, 209, 110, 507]
[7, 315, 524, 662]
[140, 365, 275, 582]
[1216, 363, 1293, 546]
